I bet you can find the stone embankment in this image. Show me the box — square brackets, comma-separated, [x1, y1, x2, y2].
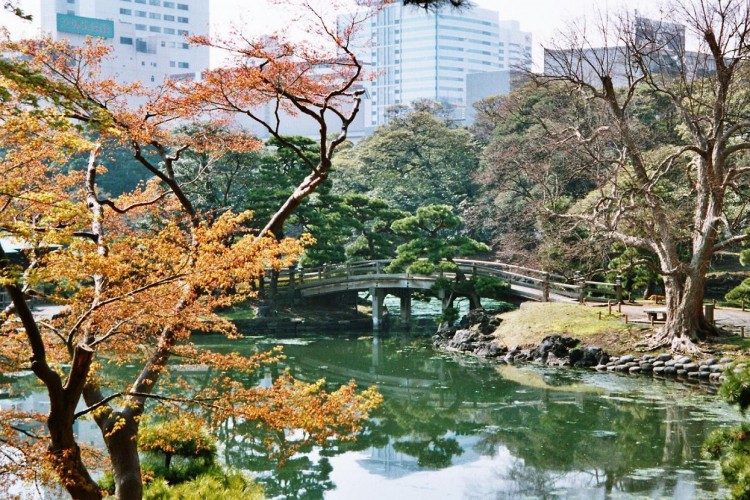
[434, 310, 736, 385]
[599, 354, 733, 383]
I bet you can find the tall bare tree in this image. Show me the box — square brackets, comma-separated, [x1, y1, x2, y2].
[535, 0, 750, 351]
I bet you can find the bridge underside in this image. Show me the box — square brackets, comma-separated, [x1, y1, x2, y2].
[299, 277, 445, 330]
[297, 275, 549, 330]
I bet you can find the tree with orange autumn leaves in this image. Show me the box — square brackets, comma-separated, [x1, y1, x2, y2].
[181, 0, 382, 239]
[0, 2, 386, 498]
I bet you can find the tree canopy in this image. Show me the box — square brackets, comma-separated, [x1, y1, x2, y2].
[477, 1, 750, 350]
[334, 102, 479, 213]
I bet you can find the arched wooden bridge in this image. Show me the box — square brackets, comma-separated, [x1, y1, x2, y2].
[273, 259, 623, 330]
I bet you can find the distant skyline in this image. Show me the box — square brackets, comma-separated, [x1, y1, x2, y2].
[1, 0, 661, 70]
[203, 0, 655, 69]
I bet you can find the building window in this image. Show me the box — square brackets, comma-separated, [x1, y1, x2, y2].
[149, 0, 161, 5]
[135, 24, 147, 30]
[149, 12, 161, 19]
[121, 0, 132, 2]
[170, 61, 176, 67]
[120, 36, 133, 45]
[149, 26, 161, 32]
[177, 3, 188, 10]
[135, 10, 146, 17]
[120, 8, 131, 14]
[134, 0, 145, 3]
[164, 27, 175, 34]
[177, 16, 188, 23]
[67, 9, 74, 14]
[164, 14, 174, 21]
[178, 62, 189, 68]
[180, 42, 189, 49]
[67, 0, 75, 3]
[163, 1, 174, 6]
[177, 29, 188, 36]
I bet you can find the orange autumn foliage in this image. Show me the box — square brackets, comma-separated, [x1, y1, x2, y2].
[0, 5, 383, 497]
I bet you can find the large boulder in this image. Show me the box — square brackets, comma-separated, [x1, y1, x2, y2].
[459, 309, 502, 335]
[532, 335, 580, 362]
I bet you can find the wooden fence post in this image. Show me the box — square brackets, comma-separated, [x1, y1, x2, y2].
[576, 273, 586, 305]
[615, 275, 623, 304]
[542, 272, 550, 302]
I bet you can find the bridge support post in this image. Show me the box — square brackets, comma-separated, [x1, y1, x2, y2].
[400, 293, 411, 328]
[370, 287, 386, 330]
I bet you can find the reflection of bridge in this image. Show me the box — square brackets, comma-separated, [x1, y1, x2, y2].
[274, 259, 622, 330]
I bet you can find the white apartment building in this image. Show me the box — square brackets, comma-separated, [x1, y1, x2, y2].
[358, 4, 531, 127]
[498, 20, 532, 70]
[37, 0, 209, 85]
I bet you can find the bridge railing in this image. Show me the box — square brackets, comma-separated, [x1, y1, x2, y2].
[269, 259, 622, 303]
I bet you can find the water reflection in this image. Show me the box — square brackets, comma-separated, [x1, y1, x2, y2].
[234, 334, 733, 499]
[3, 333, 738, 499]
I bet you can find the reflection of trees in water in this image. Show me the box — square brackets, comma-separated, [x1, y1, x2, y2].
[498, 461, 560, 500]
[215, 414, 336, 499]
[392, 435, 463, 468]
[472, 390, 722, 496]
[157, 338, 727, 497]
[662, 404, 693, 464]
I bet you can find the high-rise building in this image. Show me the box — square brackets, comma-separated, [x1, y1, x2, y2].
[544, 16, 713, 88]
[357, 4, 531, 127]
[37, 0, 209, 85]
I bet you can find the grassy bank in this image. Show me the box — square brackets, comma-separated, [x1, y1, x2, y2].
[492, 302, 645, 355]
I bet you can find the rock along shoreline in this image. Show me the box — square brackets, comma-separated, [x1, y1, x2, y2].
[433, 310, 738, 387]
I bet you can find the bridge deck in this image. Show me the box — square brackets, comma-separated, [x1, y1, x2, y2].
[273, 259, 619, 303]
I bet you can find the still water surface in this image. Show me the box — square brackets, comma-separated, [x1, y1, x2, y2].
[2, 329, 741, 499]
[198, 333, 738, 499]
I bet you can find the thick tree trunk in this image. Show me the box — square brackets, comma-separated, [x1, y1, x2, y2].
[454, 268, 482, 310]
[47, 414, 102, 500]
[661, 270, 714, 351]
[83, 384, 143, 500]
[4, 271, 101, 499]
[106, 415, 143, 500]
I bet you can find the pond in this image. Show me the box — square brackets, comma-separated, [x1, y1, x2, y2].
[200, 333, 736, 499]
[2, 329, 741, 499]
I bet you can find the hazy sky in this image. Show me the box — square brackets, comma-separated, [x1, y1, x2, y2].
[1, 0, 659, 69]
[204, 0, 651, 68]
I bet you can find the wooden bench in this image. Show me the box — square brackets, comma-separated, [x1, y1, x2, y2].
[643, 307, 667, 323]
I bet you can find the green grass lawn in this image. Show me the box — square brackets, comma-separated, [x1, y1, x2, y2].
[492, 302, 640, 354]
